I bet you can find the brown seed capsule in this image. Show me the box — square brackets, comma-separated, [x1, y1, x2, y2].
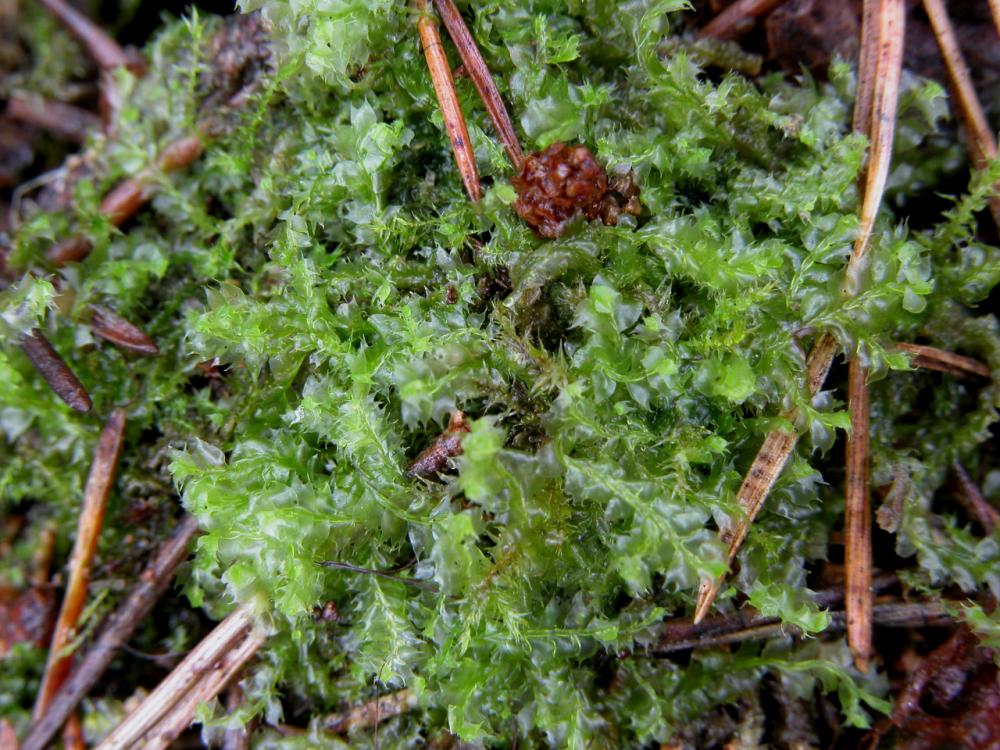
[405, 411, 471, 479]
[89, 304, 159, 355]
[20, 329, 92, 412]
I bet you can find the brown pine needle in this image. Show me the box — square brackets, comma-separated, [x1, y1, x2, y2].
[694, 0, 905, 624]
[5, 95, 101, 144]
[19, 329, 92, 412]
[953, 461, 1000, 534]
[33, 409, 126, 721]
[21, 514, 201, 750]
[36, 0, 132, 71]
[845, 357, 873, 672]
[991, 0, 1000, 37]
[922, 0, 1000, 230]
[698, 0, 790, 41]
[321, 689, 418, 734]
[89, 304, 159, 355]
[431, 0, 525, 169]
[94, 602, 258, 750]
[896, 342, 992, 379]
[416, 0, 481, 203]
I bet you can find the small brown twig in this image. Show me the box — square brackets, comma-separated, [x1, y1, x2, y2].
[45, 133, 205, 267]
[431, 0, 525, 169]
[698, 0, 790, 41]
[89, 304, 159, 355]
[922, 0, 1000, 230]
[93, 602, 258, 750]
[653, 601, 953, 655]
[896, 342, 992, 379]
[416, 0, 481, 202]
[5, 95, 101, 144]
[19, 329, 92, 412]
[952, 461, 1000, 534]
[321, 689, 418, 734]
[36, 0, 133, 71]
[845, 357, 872, 672]
[33, 409, 126, 721]
[694, 0, 906, 624]
[20, 513, 200, 750]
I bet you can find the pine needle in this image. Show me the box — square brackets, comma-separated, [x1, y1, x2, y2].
[845, 357, 872, 671]
[896, 342, 992, 379]
[698, 0, 790, 41]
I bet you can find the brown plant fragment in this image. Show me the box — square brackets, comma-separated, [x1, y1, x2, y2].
[33, 408, 127, 720]
[0, 585, 56, 657]
[876, 627, 1000, 750]
[845, 356, 872, 672]
[513, 143, 640, 239]
[5, 95, 101, 145]
[699, 0, 790, 40]
[322, 689, 418, 734]
[406, 410, 471, 478]
[896, 342, 992, 379]
[952, 461, 1000, 534]
[20, 329, 92, 413]
[90, 304, 159, 355]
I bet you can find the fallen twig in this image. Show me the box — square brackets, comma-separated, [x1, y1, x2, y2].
[698, 0, 790, 41]
[415, 0, 481, 202]
[653, 601, 953, 655]
[21, 514, 200, 750]
[19, 329, 92, 412]
[952, 461, 1000, 534]
[137, 630, 264, 750]
[922, 0, 1000, 230]
[321, 688, 417, 734]
[845, 357, 872, 671]
[5, 94, 101, 144]
[93, 602, 258, 750]
[694, 0, 906, 624]
[431, 0, 524, 169]
[33, 409, 127, 720]
[896, 342, 992, 379]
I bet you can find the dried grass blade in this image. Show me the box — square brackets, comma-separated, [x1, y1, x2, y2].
[33, 409, 127, 720]
[922, 0, 1000, 230]
[19, 329, 92, 412]
[432, 0, 525, 169]
[93, 602, 256, 750]
[416, 0, 482, 203]
[845, 358, 872, 671]
[698, 0, 789, 41]
[896, 342, 992, 379]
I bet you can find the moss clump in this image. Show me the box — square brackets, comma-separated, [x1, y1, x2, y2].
[2, 1, 999, 746]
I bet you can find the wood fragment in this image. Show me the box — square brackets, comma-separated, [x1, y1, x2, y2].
[90, 304, 159, 355]
[136, 630, 264, 750]
[922, 0, 1000, 230]
[19, 329, 92, 413]
[5, 95, 101, 144]
[896, 342, 992, 379]
[36, 0, 133, 71]
[93, 602, 257, 750]
[952, 461, 1000, 534]
[694, 0, 905, 624]
[21, 514, 201, 750]
[431, 0, 525, 169]
[321, 689, 417, 734]
[33, 409, 126, 721]
[416, 0, 482, 203]
[698, 0, 790, 41]
[845, 357, 872, 672]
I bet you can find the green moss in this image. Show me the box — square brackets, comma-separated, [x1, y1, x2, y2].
[2, 1, 999, 746]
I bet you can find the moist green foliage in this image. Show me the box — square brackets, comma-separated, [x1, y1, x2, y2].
[2, 1, 999, 746]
